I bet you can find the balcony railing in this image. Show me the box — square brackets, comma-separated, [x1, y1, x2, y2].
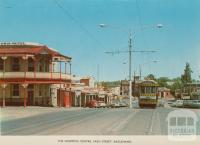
[0, 72, 71, 80]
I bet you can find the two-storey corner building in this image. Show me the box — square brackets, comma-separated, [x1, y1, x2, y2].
[0, 42, 72, 108]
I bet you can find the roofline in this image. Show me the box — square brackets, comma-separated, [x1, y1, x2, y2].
[0, 42, 72, 61]
[0, 42, 44, 47]
[56, 53, 72, 60]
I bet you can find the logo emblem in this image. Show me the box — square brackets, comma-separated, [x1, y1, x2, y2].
[166, 109, 198, 141]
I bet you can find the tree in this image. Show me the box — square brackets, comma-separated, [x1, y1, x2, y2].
[100, 81, 121, 91]
[101, 81, 109, 91]
[145, 74, 156, 80]
[181, 62, 193, 84]
[157, 77, 170, 87]
[169, 77, 182, 92]
[181, 63, 193, 95]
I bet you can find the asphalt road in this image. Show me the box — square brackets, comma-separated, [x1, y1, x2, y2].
[1, 107, 200, 135]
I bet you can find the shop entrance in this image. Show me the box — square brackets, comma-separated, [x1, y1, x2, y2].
[27, 84, 34, 106]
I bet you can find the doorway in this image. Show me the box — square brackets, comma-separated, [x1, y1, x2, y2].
[28, 91, 34, 106]
[27, 84, 34, 106]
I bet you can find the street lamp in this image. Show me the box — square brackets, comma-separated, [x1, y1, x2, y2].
[99, 23, 163, 108]
[139, 60, 159, 80]
[99, 24, 107, 28]
[157, 24, 163, 28]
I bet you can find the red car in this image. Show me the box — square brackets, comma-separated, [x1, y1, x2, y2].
[86, 100, 99, 108]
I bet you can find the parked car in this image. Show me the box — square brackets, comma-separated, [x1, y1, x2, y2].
[119, 102, 128, 107]
[86, 100, 99, 108]
[109, 102, 128, 108]
[183, 100, 200, 108]
[191, 100, 200, 108]
[166, 99, 176, 107]
[183, 100, 193, 108]
[109, 103, 120, 108]
[98, 101, 107, 108]
[175, 100, 184, 108]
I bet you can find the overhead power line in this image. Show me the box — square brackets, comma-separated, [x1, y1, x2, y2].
[135, 0, 149, 51]
[105, 49, 157, 55]
[54, 0, 105, 49]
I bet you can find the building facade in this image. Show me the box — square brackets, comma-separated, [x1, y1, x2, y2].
[70, 76, 110, 107]
[0, 42, 72, 107]
[158, 87, 174, 100]
[120, 76, 141, 97]
[80, 76, 96, 88]
[182, 83, 200, 100]
[120, 80, 129, 96]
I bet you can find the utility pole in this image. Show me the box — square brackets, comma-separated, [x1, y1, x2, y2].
[101, 23, 162, 109]
[97, 64, 99, 88]
[128, 30, 133, 109]
[105, 32, 157, 109]
[139, 64, 142, 80]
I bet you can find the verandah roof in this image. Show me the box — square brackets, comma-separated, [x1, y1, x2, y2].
[0, 44, 71, 61]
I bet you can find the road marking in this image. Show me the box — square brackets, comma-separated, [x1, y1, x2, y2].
[105, 110, 139, 134]
[39, 109, 116, 135]
[2, 109, 98, 135]
[147, 109, 156, 135]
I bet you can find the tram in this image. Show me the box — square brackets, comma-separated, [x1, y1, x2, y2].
[138, 80, 159, 108]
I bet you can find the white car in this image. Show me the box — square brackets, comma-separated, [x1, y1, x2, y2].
[166, 100, 176, 107]
[98, 101, 107, 108]
[175, 100, 183, 107]
[109, 103, 120, 108]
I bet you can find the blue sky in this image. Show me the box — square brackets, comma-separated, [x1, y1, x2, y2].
[0, 0, 200, 81]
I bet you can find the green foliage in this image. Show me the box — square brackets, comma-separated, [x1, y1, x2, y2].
[144, 74, 156, 80]
[143, 63, 196, 95]
[157, 77, 170, 87]
[100, 81, 121, 88]
[104, 62, 195, 95]
[144, 74, 183, 93]
[169, 77, 182, 92]
[181, 62, 193, 84]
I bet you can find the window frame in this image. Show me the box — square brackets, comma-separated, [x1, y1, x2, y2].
[0, 59, 4, 71]
[12, 84, 20, 96]
[12, 57, 20, 71]
[28, 58, 34, 72]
